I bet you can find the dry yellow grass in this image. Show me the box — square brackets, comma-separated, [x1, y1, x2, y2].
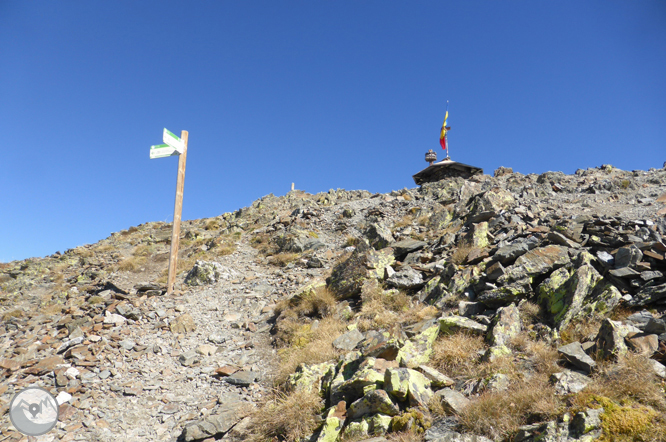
[458, 374, 563, 440]
[356, 285, 438, 332]
[247, 388, 323, 442]
[275, 316, 346, 384]
[269, 252, 300, 267]
[559, 314, 603, 344]
[450, 242, 474, 265]
[117, 256, 148, 273]
[393, 215, 414, 229]
[430, 333, 486, 378]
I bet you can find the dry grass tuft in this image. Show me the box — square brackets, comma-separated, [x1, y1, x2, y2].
[275, 316, 346, 384]
[559, 314, 603, 344]
[430, 333, 486, 378]
[517, 300, 542, 326]
[572, 352, 666, 412]
[356, 286, 438, 332]
[247, 388, 324, 442]
[458, 374, 563, 440]
[393, 215, 414, 229]
[269, 252, 300, 267]
[450, 242, 474, 265]
[2, 309, 23, 321]
[117, 256, 147, 273]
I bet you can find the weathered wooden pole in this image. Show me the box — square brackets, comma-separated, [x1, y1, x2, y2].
[167, 130, 188, 295]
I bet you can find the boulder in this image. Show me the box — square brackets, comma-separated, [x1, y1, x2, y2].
[596, 319, 640, 359]
[275, 228, 328, 253]
[391, 239, 427, 258]
[493, 242, 531, 265]
[468, 187, 515, 217]
[625, 332, 659, 356]
[184, 260, 226, 286]
[384, 367, 433, 408]
[477, 279, 532, 308]
[327, 243, 395, 300]
[365, 223, 395, 250]
[486, 304, 522, 347]
[550, 370, 591, 395]
[359, 331, 401, 360]
[315, 405, 344, 442]
[557, 342, 596, 374]
[434, 388, 470, 415]
[417, 365, 455, 388]
[333, 328, 365, 351]
[288, 362, 336, 394]
[628, 283, 666, 306]
[499, 245, 570, 284]
[347, 389, 400, 420]
[615, 245, 643, 268]
[386, 266, 424, 289]
[538, 265, 621, 330]
[396, 322, 440, 368]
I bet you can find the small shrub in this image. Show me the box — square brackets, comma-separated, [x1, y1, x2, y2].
[247, 389, 323, 442]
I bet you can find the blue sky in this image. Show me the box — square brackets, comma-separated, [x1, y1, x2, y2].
[1, 1, 665, 262]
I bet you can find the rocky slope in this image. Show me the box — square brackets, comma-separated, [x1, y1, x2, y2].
[1, 163, 665, 442]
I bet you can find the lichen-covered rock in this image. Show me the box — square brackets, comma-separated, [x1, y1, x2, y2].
[466, 222, 489, 248]
[315, 405, 344, 442]
[338, 357, 392, 401]
[538, 265, 621, 330]
[343, 418, 370, 439]
[384, 367, 433, 408]
[287, 361, 336, 395]
[391, 239, 427, 258]
[397, 322, 439, 368]
[439, 315, 487, 336]
[486, 303, 522, 347]
[275, 227, 327, 253]
[327, 243, 395, 299]
[477, 279, 532, 308]
[499, 245, 570, 284]
[184, 260, 225, 286]
[347, 389, 400, 420]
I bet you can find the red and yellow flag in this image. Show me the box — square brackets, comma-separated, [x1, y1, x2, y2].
[439, 102, 449, 150]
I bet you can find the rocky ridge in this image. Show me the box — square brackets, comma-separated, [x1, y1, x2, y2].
[0, 163, 665, 441]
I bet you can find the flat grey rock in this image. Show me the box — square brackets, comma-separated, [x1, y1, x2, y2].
[557, 342, 596, 373]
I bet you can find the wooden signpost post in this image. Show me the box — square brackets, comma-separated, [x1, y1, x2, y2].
[150, 129, 188, 295]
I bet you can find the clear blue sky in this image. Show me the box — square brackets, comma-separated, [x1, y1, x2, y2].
[1, 1, 665, 262]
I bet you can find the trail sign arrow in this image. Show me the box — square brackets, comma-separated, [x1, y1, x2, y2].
[163, 128, 185, 153]
[150, 144, 179, 159]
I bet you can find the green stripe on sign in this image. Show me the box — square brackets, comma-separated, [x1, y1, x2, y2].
[165, 129, 179, 141]
[151, 144, 170, 149]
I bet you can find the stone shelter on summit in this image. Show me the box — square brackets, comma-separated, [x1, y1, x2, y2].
[412, 149, 483, 185]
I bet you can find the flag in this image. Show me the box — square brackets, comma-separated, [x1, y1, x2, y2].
[439, 102, 449, 150]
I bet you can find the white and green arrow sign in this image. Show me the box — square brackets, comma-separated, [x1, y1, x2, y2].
[163, 128, 185, 153]
[150, 144, 179, 159]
